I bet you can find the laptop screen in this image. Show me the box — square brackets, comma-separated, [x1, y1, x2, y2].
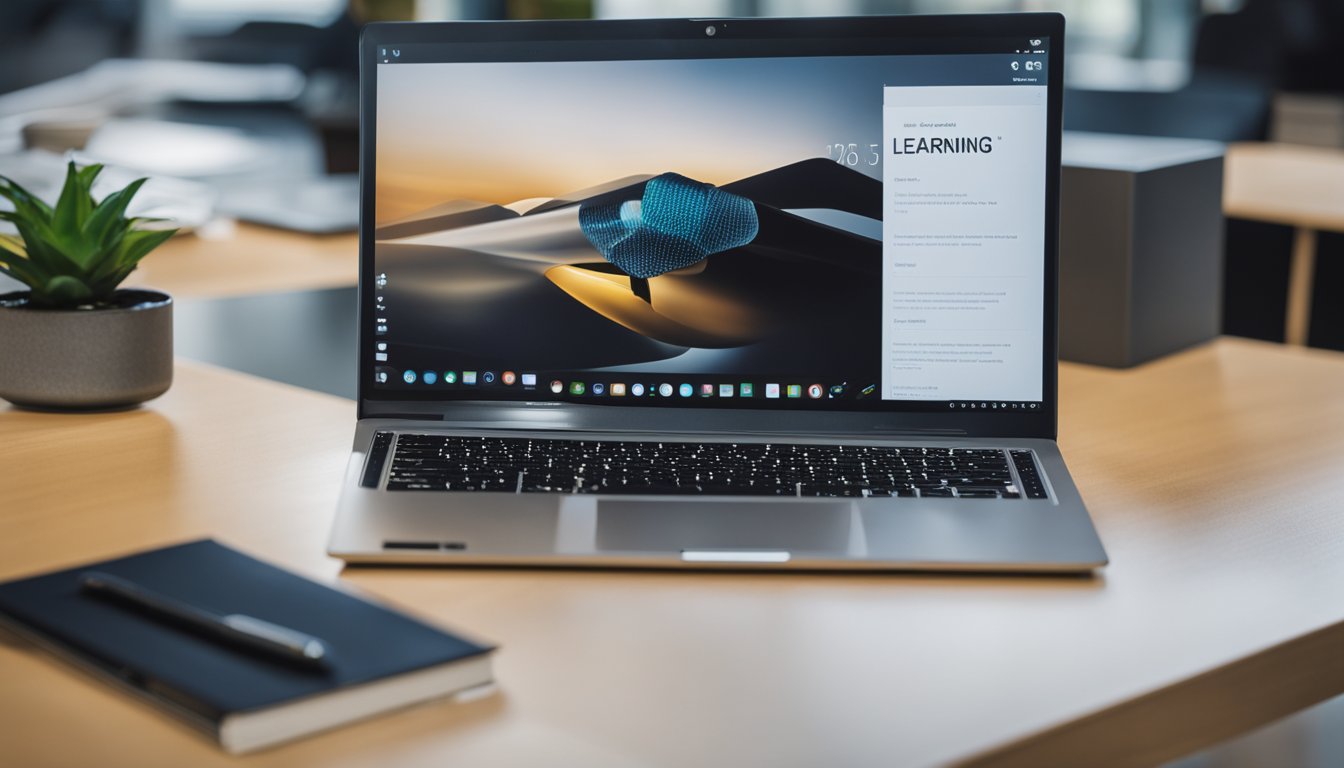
[367, 23, 1052, 415]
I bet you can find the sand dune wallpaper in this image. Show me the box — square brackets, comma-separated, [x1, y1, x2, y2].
[373, 55, 897, 396]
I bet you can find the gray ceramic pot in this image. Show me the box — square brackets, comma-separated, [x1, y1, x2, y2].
[0, 289, 173, 410]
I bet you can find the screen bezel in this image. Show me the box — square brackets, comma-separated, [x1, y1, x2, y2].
[357, 14, 1064, 440]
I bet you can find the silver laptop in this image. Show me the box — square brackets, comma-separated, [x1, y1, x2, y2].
[329, 14, 1108, 572]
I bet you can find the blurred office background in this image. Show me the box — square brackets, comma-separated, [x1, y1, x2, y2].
[1, 4, 1342, 762]
[7, 0, 1340, 94]
[3, 0, 1344, 347]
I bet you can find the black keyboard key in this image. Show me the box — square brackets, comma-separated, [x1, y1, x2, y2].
[1010, 450, 1049, 499]
[361, 431, 394, 488]
[384, 435, 1026, 500]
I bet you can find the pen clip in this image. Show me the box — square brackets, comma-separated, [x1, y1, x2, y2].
[222, 614, 328, 663]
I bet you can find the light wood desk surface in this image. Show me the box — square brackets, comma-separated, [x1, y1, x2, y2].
[1224, 142, 1344, 232]
[3, 338, 1343, 768]
[136, 222, 358, 300]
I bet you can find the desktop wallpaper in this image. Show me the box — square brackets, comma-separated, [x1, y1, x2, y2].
[373, 56, 892, 401]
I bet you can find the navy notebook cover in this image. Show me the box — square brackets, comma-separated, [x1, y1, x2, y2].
[0, 539, 493, 728]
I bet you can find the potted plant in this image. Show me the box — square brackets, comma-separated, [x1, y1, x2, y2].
[0, 162, 177, 410]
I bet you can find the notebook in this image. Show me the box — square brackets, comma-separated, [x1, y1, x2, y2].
[0, 539, 494, 754]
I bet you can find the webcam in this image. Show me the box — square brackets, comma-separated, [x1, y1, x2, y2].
[704, 25, 717, 37]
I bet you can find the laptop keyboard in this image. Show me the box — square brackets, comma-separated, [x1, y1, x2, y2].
[375, 433, 1047, 499]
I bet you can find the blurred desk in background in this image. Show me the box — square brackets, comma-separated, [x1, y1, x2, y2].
[135, 221, 356, 299]
[137, 222, 359, 399]
[175, 286, 357, 400]
[1224, 142, 1344, 346]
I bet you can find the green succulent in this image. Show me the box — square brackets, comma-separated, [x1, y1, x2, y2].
[0, 161, 177, 308]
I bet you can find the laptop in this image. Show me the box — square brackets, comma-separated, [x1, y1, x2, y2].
[329, 13, 1109, 572]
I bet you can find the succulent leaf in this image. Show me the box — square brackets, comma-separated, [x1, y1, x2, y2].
[84, 177, 146, 252]
[53, 161, 100, 233]
[0, 255, 49, 289]
[0, 233, 45, 285]
[0, 162, 175, 307]
[88, 266, 137, 299]
[42, 275, 94, 306]
[0, 232, 27, 258]
[9, 218, 82, 277]
[0, 176, 54, 223]
[116, 228, 176, 267]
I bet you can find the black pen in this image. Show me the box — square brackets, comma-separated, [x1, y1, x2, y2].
[79, 571, 329, 670]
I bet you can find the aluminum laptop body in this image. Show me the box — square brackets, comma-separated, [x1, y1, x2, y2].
[330, 14, 1108, 572]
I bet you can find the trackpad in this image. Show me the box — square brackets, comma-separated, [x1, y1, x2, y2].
[595, 500, 853, 553]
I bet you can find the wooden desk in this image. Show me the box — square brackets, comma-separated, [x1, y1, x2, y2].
[3, 339, 1343, 767]
[1224, 142, 1344, 346]
[134, 221, 358, 300]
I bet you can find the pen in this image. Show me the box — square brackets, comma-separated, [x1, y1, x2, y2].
[79, 571, 329, 670]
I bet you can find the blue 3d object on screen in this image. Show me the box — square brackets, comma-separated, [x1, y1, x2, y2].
[579, 172, 760, 279]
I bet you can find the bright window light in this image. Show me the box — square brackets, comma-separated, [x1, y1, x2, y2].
[167, 0, 346, 29]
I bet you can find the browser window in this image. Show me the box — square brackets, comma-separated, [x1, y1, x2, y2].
[882, 85, 1046, 402]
